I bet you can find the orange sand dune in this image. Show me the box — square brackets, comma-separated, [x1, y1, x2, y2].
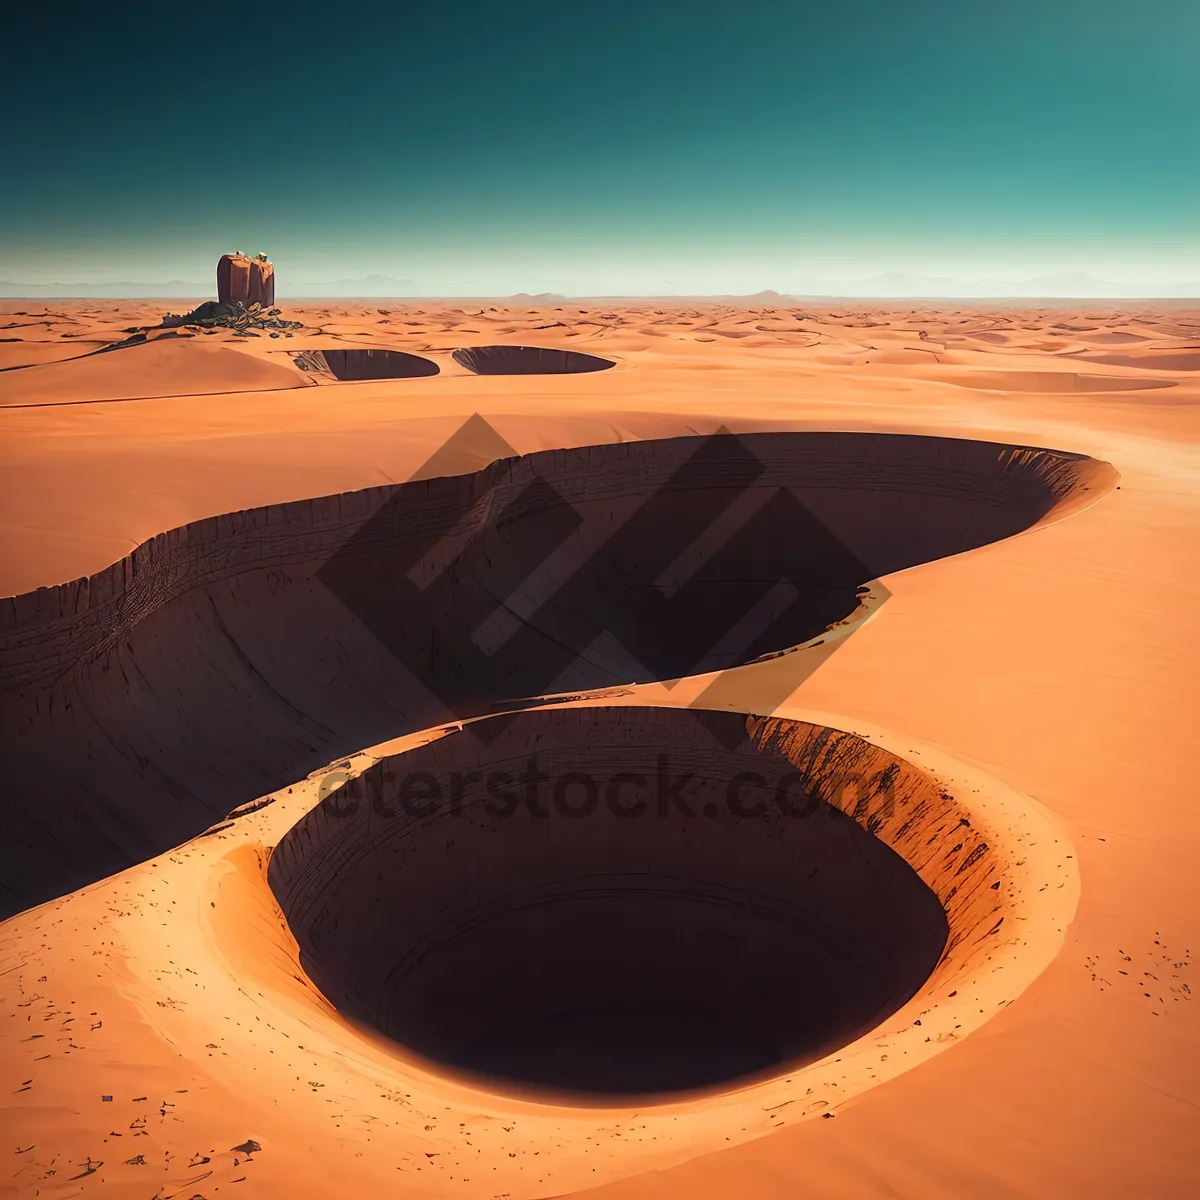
[0, 298, 1197, 1200]
[1067, 350, 1200, 372]
[942, 369, 1179, 393]
[0, 332, 312, 407]
[0, 340, 103, 370]
[1084, 331, 1152, 345]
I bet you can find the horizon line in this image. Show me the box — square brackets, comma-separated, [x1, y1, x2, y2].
[2, 289, 1197, 304]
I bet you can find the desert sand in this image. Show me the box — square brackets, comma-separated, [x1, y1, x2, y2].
[0, 298, 1197, 1198]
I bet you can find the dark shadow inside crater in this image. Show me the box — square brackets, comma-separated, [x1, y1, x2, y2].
[464, 1005, 782, 1094]
[453, 345, 615, 374]
[269, 707, 950, 1099]
[318, 348, 439, 380]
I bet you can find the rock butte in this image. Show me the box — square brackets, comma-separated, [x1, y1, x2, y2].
[217, 253, 275, 309]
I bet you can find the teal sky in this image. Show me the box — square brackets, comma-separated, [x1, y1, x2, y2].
[2, 0, 1197, 293]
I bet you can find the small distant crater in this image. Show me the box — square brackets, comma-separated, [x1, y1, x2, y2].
[295, 349, 439, 380]
[453, 345, 616, 375]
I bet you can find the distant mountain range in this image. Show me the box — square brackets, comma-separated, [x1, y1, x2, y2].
[729, 274, 1199, 300]
[784, 272, 1200, 299]
[1, 272, 1196, 300]
[0, 275, 425, 299]
[0, 280, 211, 299]
[282, 275, 427, 298]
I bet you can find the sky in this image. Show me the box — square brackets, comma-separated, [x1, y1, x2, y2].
[2, 0, 1197, 295]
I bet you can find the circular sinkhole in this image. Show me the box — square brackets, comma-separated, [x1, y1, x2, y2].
[269, 706, 951, 1100]
[452, 345, 616, 374]
[300, 348, 440, 380]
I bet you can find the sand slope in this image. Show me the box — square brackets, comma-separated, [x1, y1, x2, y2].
[0, 333, 311, 407]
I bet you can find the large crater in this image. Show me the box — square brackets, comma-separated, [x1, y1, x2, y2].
[269, 706, 970, 1099]
[452, 345, 616, 374]
[0, 432, 1115, 914]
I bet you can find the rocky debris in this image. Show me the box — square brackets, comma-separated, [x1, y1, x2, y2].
[292, 348, 334, 375]
[157, 300, 304, 338]
[225, 795, 277, 819]
[218, 252, 275, 307]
